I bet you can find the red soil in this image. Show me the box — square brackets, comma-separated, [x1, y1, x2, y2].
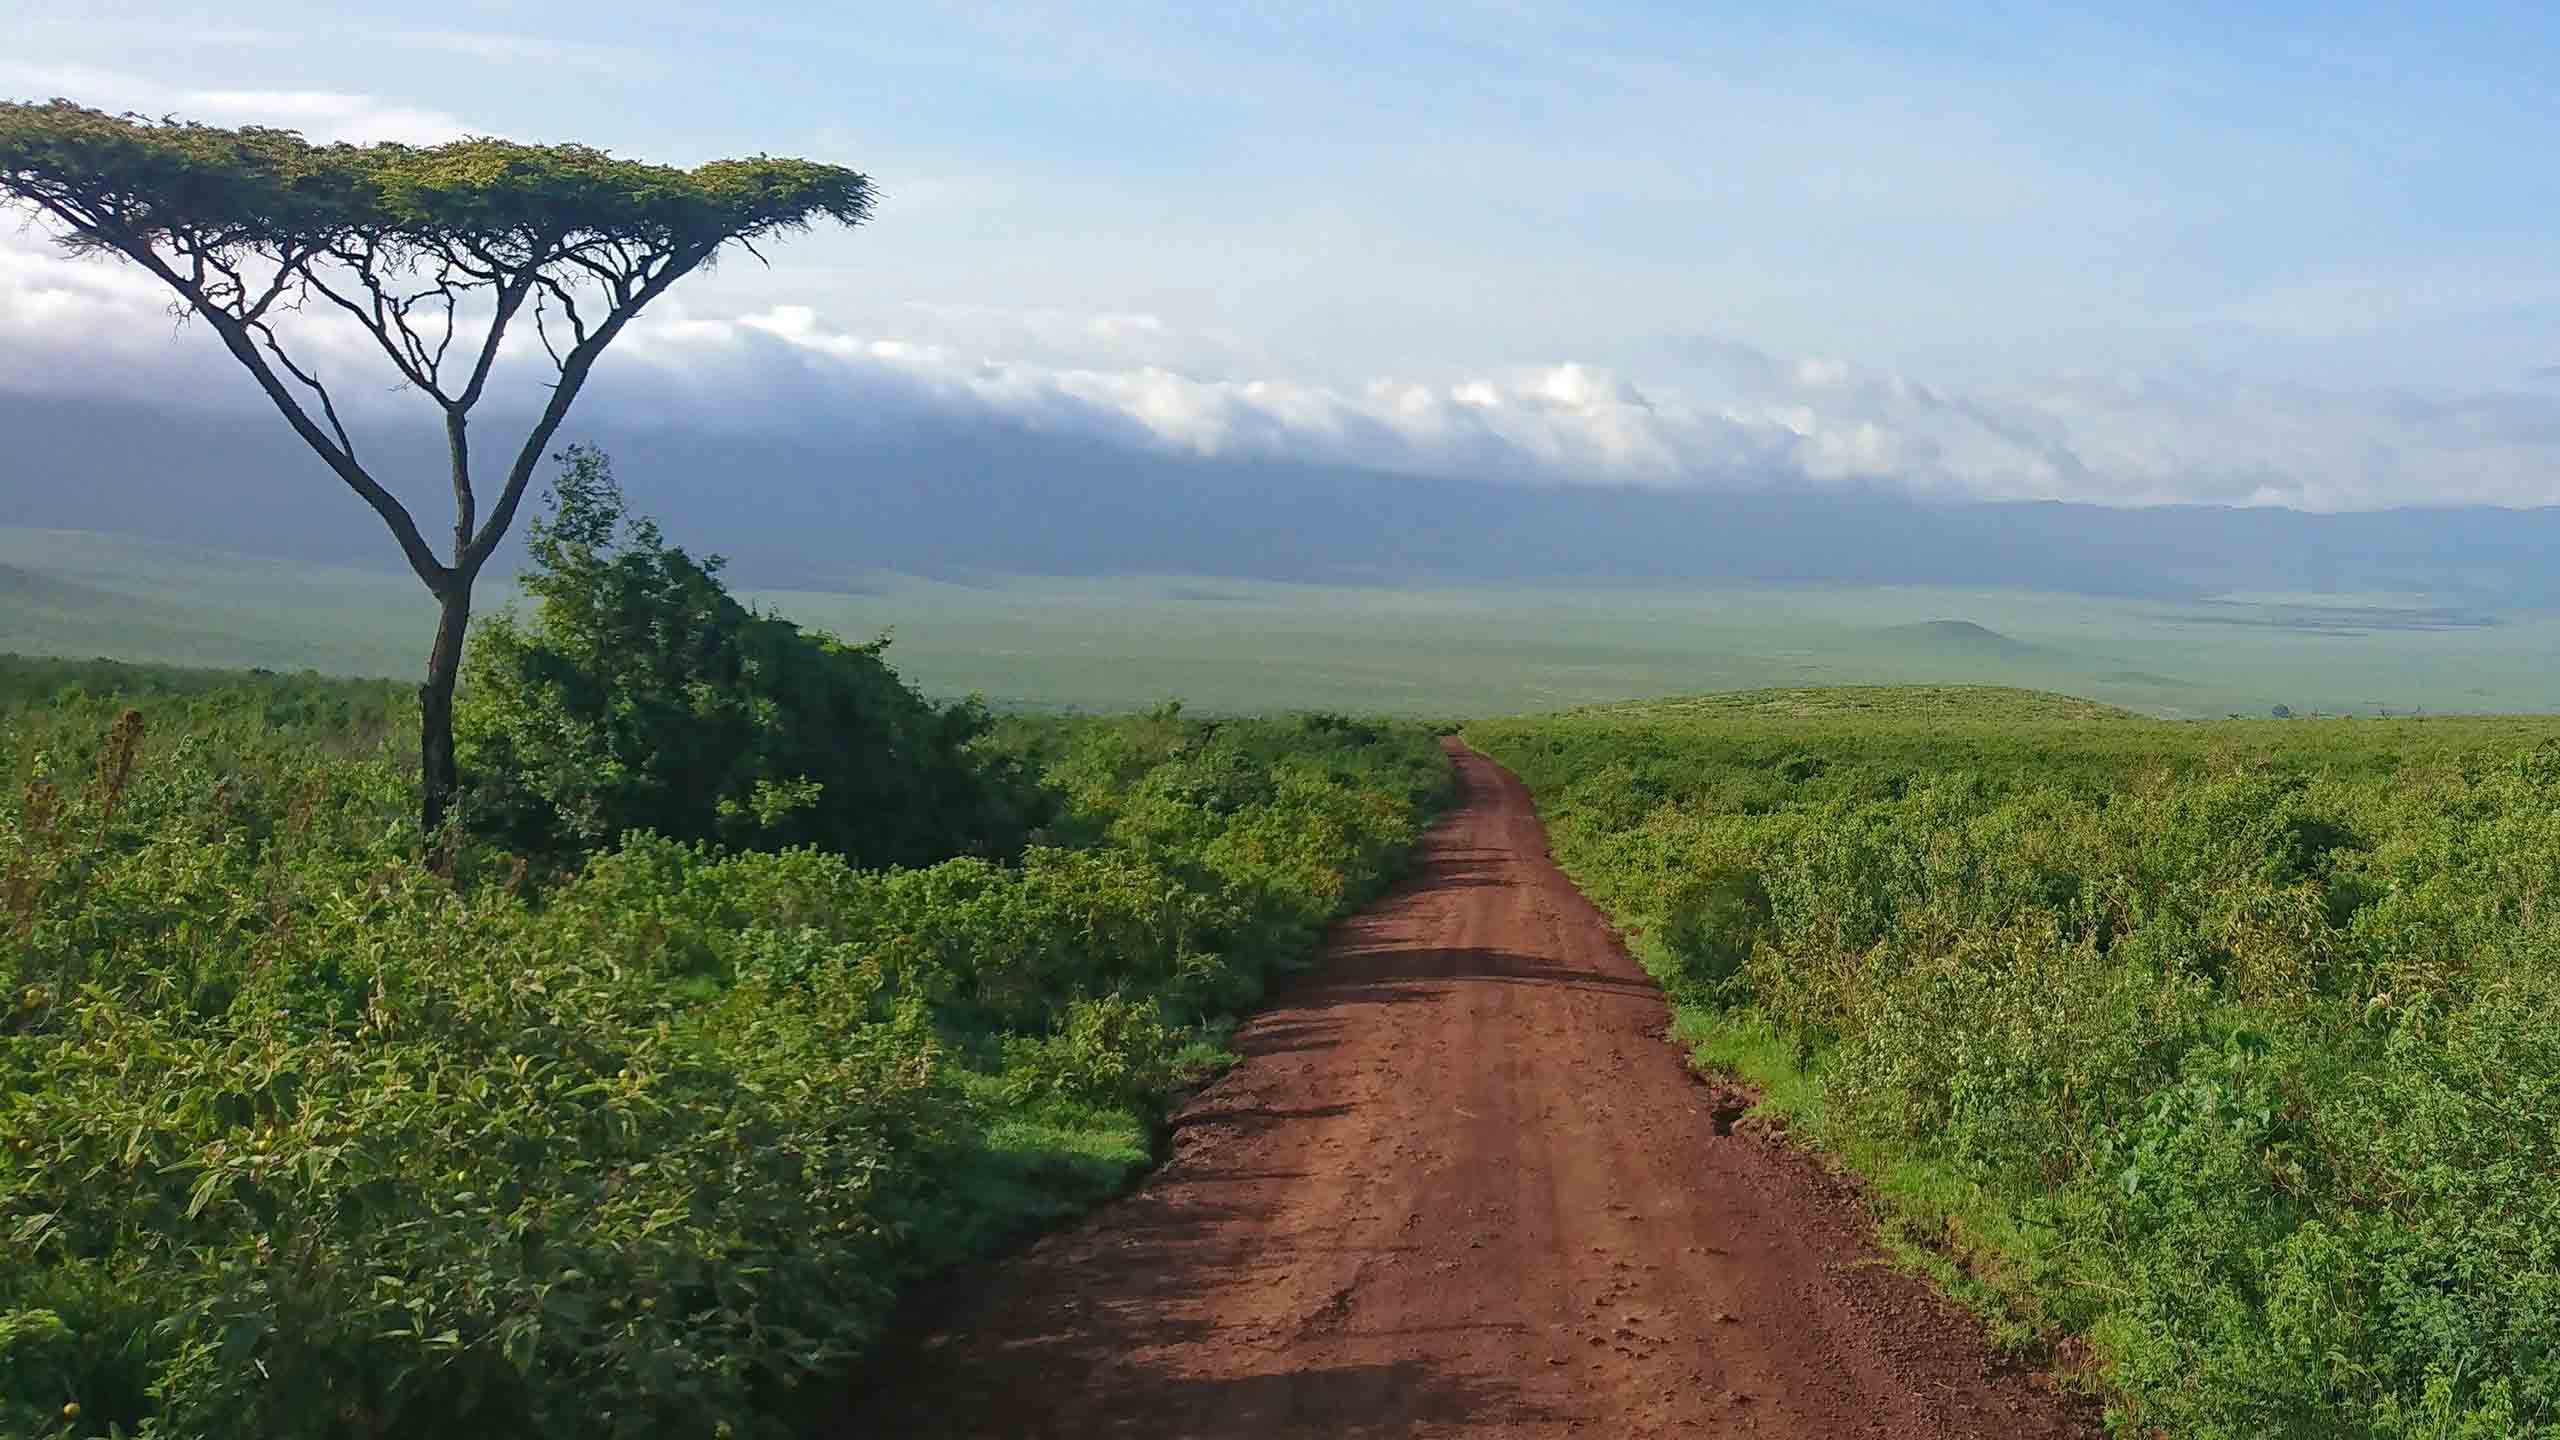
[844, 742, 2099, 1438]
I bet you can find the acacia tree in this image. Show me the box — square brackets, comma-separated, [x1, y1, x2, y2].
[0, 99, 873, 836]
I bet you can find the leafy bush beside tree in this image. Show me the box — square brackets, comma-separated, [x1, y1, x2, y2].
[458, 447, 1044, 868]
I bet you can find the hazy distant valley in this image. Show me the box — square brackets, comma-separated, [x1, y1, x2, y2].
[4, 387, 2553, 719]
[8, 519, 2551, 721]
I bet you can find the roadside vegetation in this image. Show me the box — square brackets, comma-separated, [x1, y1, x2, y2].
[1471, 686, 2560, 1440]
[0, 466, 1451, 1439]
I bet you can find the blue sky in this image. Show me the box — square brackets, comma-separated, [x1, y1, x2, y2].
[6, 2, 2560, 507]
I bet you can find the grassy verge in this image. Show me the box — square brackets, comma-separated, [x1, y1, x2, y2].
[1472, 688, 2560, 1440]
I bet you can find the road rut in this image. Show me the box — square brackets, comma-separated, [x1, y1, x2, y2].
[848, 741, 2097, 1438]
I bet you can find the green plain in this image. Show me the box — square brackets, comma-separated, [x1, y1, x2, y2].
[8, 527, 2556, 720]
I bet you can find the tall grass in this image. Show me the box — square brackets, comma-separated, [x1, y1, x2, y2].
[1471, 687, 2560, 1439]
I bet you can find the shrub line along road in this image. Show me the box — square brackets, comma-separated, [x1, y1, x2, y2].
[851, 743, 2099, 1438]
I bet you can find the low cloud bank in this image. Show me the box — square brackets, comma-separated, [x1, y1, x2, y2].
[4, 232, 2559, 512]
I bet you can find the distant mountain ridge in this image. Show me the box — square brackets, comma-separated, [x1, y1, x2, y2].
[6, 388, 2557, 606]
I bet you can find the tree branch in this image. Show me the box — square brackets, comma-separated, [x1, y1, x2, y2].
[213, 305, 452, 591]
[462, 242, 713, 577]
[531, 272, 591, 370]
[454, 271, 536, 410]
[558, 246, 627, 296]
[239, 253, 305, 323]
[423, 270, 462, 383]
[305, 240, 447, 401]
[446, 409, 475, 561]
[246, 315, 358, 462]
[105, 241, 453, 592]
[432, 270, 541, 562]
[532, 290, 569, 373]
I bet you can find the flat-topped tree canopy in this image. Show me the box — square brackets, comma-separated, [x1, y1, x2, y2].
[0, 97, 875, 841]
[0, 99, 872, 268]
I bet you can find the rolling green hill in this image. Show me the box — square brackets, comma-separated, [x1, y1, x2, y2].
[1872, 618, 2075, 665]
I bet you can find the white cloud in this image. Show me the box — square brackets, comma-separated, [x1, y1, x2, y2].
[385, 31, 641, 71]
[180, 91, 473, 146]
[14, 19, 636, 76]
[3, 229, 2560, 511]
[1794, 356, 1852, 387]
[0, 64, 474, 144]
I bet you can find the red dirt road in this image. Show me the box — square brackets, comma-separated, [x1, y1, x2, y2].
[849, 743, 2097, 1438]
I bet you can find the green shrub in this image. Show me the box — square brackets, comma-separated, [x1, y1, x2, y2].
[457, 448, 1044, 867]
[1471, 688, 2560, 1439]
[1000, 996, 1186, 1109]
[1658, 863, 1769, 997]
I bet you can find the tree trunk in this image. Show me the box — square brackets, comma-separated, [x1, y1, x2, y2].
[420, 584, 473, 840]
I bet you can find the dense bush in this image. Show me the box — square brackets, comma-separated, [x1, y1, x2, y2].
[1472, 687, 2560, 1440]
[458, 447, 1044, 867]
[0, 664, 1449, 1438]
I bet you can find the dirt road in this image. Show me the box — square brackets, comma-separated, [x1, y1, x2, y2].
[849, 743, 2095, 1438]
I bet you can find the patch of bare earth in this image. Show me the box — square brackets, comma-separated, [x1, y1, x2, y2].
[839, 743, 2099, 1438]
